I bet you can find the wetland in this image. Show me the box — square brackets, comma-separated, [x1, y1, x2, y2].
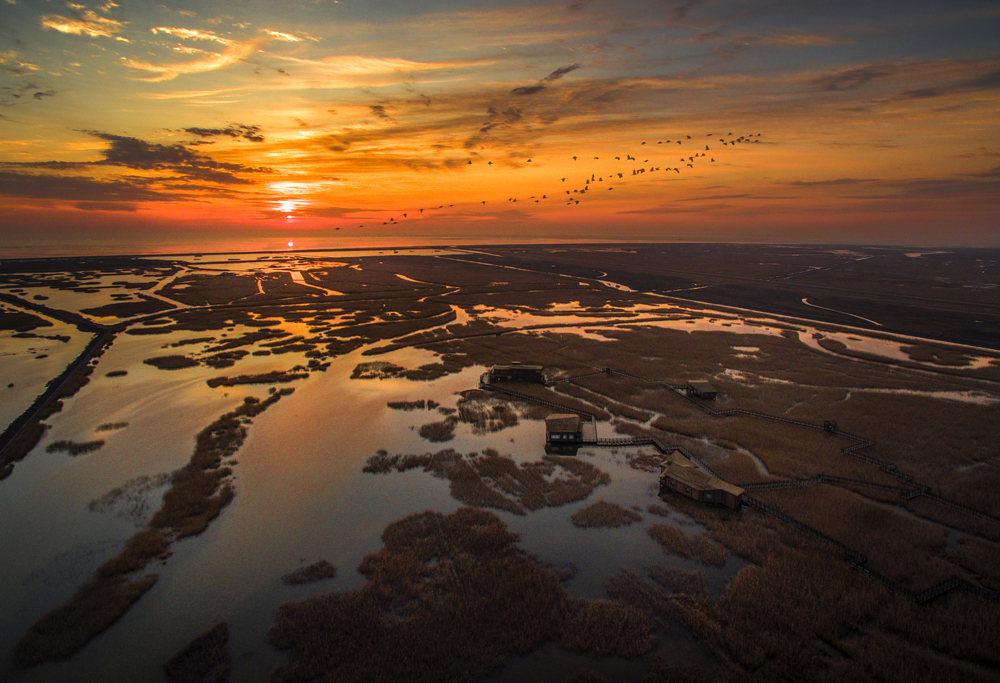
[1, 244, 998, 682]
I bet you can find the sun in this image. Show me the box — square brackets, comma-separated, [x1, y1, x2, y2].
[287, 241, 294, 248]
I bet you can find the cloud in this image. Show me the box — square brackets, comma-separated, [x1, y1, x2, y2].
[510, 84, 546, 96]
[900, 69, 1000, 99]
[32, 90, 56, 100]
[73, 201, 137, 212]
[370, 104, 393, 121]
[40, 10, 125, 38]
[183, 124, 265, 142]
[0, 170, 172, 203]
[122, 40, 259, 82]
[85, 131, 271, 183]
[149, 27, 232, 45]
[510, 63, 581, 96]
[811, 66, 890, 91]
[541, 63, 580, 82]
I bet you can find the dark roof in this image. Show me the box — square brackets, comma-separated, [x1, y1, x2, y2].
[687, 380, 717, 393]
[545, 414, 581, 432]
[491, 364, 544, 371]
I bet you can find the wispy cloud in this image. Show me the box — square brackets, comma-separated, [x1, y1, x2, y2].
[149, 27, 233, 45]
[40, 8, 125, 39]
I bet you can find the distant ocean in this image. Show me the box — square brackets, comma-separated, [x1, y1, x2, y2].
[0, 235, 630, 260]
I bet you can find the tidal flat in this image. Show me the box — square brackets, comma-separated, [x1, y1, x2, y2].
[0, 245, 998, 682]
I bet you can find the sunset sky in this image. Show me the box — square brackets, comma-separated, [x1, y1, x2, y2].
[1, 0, 998, 251]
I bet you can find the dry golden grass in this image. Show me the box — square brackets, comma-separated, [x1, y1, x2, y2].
[163, 622, 230, 683]
[570, 500, 642, 528]
[647, 524, 728, 566]
[269, 508, 653, 683]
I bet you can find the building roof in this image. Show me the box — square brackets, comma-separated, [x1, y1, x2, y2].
[545, 414, 581, 433]
[491, 364, 544, 371]
[659, 450, 744, 497]
[687, 380, 717, 393]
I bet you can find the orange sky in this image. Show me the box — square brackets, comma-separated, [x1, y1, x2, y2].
[1, 1, 998, 250]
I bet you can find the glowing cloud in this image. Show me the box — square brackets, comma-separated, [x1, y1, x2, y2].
[40, 10, 125, 38]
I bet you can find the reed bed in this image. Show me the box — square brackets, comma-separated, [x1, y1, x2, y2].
[364, 449, 609, 515]
[570, 500, 642, 528]
[143, 355, 200, 370]
[417, 419, 456, 443]
[206, 370, 308, 388]
[753, 485, 954, 590]
[14, 389, 295, 668]
[45, 439, 105, 456]
[269, 508, 654, 683]
[95, 421, 129, 432]
[13, 574, 158, 668]
[647, 504, 671, 517]
[647, 525, 727, 566]
[282, 560, 337, 586]
[163, 622, 230, 683]
[949, 538, 1000, 591]
[646, 566, 708, 598]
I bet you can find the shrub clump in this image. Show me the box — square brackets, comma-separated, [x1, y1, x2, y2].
[571, 500, 643, 528]
[269, 508, 654, 683]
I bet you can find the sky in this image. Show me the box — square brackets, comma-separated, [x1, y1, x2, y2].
[1, 0, 998, 252]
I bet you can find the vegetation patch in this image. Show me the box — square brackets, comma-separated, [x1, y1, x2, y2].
[269, 508, 654, 683]
[282, 560, 337, 586]
[456, 395, 519, 434]
[164, 622, 231, 683]
[88, 473, 172, 525]
[96, 421, 129, 432]
[351, 361, 405, 379]
[14, 390, 294, 668]
[570, 500, 643, 528]
[417, 419, 457, 442]
[13, 574, 158, 668]
[900, 343, 974, 367]
[364, 448, 609, 515]
[105, 370, 128, 377]
[646, 566, 708, 598]
[647, 524, 727, 566]
[387, 400, 430, 410]
[144, 355, 200, 370]
[206, 370, 308, 388]
[0, 309, 52, 332]
[45, 440, 105, 456]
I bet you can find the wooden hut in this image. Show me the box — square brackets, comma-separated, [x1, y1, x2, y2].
[545, 414, 583, 444]
[659, 450, 743, 509]
[685, 380, 718, 400]
[487, 362, 545, 384]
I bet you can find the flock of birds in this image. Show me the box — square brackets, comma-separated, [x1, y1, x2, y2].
[347, 131, 763, 228]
